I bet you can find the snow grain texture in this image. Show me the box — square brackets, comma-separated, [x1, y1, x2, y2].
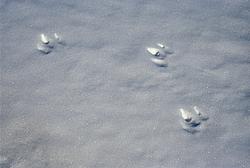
[1, 0, 250, 168]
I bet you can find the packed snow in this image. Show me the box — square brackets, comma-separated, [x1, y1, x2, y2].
[1, 0, 250, 168]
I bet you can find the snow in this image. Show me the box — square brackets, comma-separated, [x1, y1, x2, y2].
[1, 0, 250, 167]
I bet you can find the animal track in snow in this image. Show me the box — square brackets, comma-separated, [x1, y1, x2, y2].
[193, 106, 209, 121]
[178, 106, 209, 133]
[36, 33, 64, 54]
[146, 43, 174, 67]
[150, 57, 168, 67]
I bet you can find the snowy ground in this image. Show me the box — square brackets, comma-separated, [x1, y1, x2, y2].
[1, 0, 250, 167]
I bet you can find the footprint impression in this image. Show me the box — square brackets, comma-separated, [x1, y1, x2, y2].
[37, 33, 64, 54]
[179, 106, 209, 133]
[146, 43, 174, 67]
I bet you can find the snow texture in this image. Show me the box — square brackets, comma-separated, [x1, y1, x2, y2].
[1, 0, 250, 168]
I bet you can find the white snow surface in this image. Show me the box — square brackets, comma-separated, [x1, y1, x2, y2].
[1, 0, 250, 168]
